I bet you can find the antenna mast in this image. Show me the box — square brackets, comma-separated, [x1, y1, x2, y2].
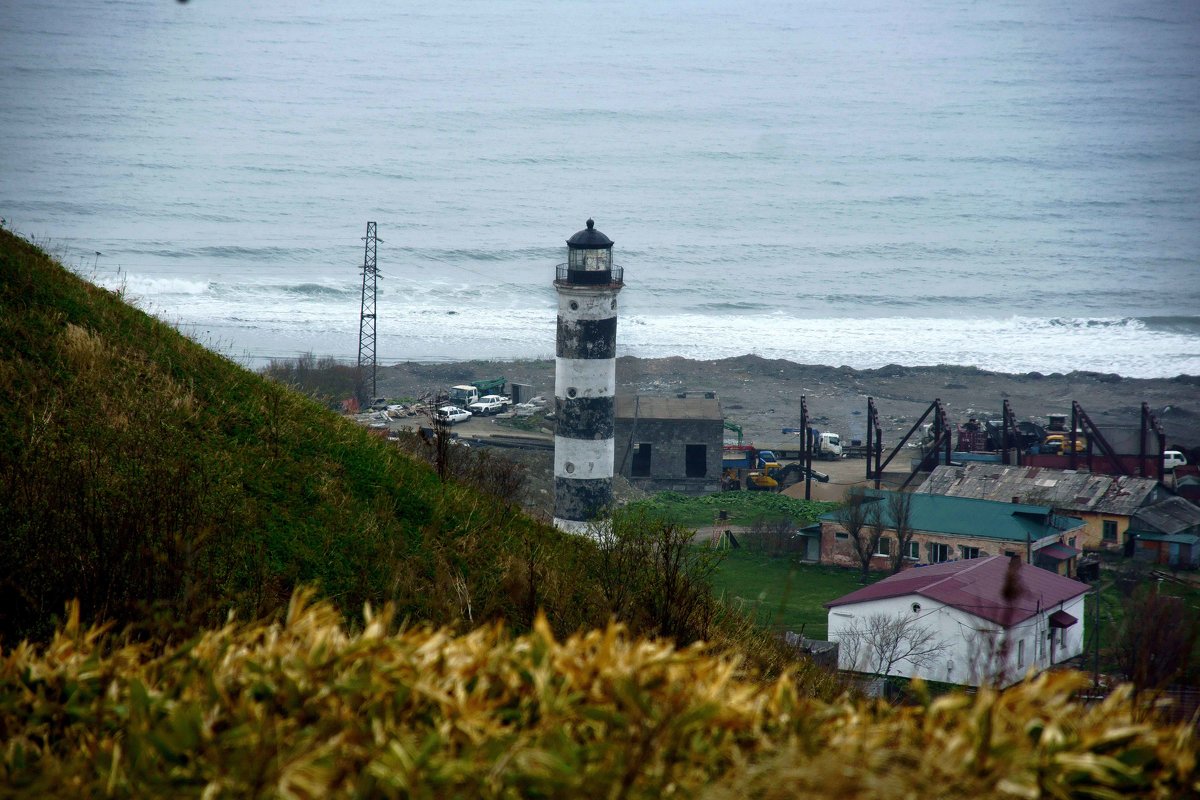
[356, 221, 380, 404]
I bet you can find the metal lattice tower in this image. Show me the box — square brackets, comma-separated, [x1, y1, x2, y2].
[356, 221, 379, 403]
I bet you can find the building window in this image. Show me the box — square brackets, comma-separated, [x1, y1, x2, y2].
[1017, 639, 1025, 668]
[1004, 550, 1018, 558]
[631, 443, 652, 477]
[960, 546, 980, 560]
[685, 444, 707, 478]
[835, 532, 849, 540]
[906, 541, 920, 560]
[875, 537, 892, 557]
[1102, 520, 1118, 542]
[930, 542, 950, 563]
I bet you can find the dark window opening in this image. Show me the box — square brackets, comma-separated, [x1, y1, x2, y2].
[631, 443, 652, 477]
[685, 444, 707, 477]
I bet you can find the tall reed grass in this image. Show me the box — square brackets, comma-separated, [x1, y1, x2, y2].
[1, 591, 1193, 798]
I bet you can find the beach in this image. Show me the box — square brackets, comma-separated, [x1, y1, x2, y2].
[370, 355, 1199, 515]
[377, 355, 1200, 449]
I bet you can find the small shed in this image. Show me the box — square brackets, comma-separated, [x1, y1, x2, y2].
[1129, 496, 1200, 569]
[613, 395, 723, 495]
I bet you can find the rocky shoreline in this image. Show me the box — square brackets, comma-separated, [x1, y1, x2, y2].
[376, 355, 1200, 452]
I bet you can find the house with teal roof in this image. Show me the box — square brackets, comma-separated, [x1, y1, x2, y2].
[809, 490, 1085, 576]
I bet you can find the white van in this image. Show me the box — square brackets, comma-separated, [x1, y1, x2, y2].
[1163, 450, 1188, 471]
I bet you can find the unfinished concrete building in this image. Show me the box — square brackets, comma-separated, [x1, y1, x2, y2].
[614, 395, 723, 495]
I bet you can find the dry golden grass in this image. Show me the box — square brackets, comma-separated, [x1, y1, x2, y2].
[1, 591, 1195, 799]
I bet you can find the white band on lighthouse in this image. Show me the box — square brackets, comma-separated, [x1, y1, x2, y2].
[557, 288, 618, 320]
[554, 356, 617, 398]
[553, 437, 614, 478]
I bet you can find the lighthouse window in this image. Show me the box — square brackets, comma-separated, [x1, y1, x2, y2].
[631, 443, 652, 477]
[685, 445, 707, 478]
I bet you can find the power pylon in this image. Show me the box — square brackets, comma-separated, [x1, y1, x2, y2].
[356, 221, 380, 404]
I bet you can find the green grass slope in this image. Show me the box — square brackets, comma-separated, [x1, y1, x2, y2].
[0, 230, 598, 641]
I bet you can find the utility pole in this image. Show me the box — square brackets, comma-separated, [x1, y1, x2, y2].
[356, 222, 380, 405]
[1092, 579, 1102, 690]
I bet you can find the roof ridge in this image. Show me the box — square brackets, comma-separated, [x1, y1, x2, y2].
[917, 555, 1002, 595]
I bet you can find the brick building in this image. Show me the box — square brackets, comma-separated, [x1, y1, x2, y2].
[813, 490, 1085, 576]
[917, 464, 1165, 554]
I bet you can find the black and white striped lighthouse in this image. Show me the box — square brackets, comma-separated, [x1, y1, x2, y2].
[553, 219, 625, 533]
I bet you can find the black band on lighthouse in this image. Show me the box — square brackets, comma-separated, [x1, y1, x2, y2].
[553, 476, 612, 521]
[555, 396, 616, 440]
[556, 316, 617, 359]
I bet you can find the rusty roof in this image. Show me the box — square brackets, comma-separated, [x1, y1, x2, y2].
[825, 556, 1090, 626]
[917, 463, 1161, 517]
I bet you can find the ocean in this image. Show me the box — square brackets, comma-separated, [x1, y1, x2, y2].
[2, 0, 1198, 378]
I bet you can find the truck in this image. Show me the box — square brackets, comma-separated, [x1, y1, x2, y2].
[722, 445, 781, 471]
[447, 377, 507, 407]
[721, 446, 790, 491]
[779, 427, 844, 460]
[467, 394, 512, 416]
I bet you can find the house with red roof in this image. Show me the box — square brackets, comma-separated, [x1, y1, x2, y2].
[825, 556, 1089, 687]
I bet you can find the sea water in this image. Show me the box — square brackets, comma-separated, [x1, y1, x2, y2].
[2, 0, 1198, 378]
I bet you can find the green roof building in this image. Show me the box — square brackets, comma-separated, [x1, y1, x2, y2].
[808, 490, 1085, 577]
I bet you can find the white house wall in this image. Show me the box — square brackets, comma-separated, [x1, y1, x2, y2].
[827, 593, 1086, 688]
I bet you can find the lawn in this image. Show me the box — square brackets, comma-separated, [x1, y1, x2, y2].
[711, 550, 879, 640]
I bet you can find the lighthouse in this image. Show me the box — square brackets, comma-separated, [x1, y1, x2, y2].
[553, 219, 625, 533]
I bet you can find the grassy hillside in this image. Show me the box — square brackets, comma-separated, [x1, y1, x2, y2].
[628, 491, 835, 529]
[0, 230, 633, 645]
[2, 593, 1194, 799]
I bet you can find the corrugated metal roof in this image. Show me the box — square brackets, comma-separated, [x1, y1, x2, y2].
[1130, 497, 1200, 536]
[819, 490, 1080, 543]
[825, 556, 1090, 626]
[614, 394, 723, 422]
[1136, 532, 1200, 545]
[917, 464, 1159, 516]
[1039, 543, 1079, 560]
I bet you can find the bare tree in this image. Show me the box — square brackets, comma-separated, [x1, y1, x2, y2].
[835, 487, 881, 583]
[887, 490, 916, 575]
[836, 612, 949, 680]
[746, 515, 796, 557]
[1114, 586, 1198, 703]
[590, 510, 724, 645]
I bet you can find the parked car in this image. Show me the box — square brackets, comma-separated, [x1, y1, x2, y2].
[435, 405, 472, 424]
[467, 394, 512, 416]
[1163, 450, 1189, 471]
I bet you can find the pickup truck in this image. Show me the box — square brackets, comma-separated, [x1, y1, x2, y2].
[467, 395, 512, 416]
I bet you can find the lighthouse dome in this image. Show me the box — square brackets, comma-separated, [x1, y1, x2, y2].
[566, 219, 614, 250]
